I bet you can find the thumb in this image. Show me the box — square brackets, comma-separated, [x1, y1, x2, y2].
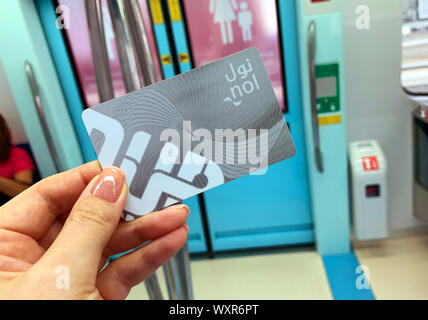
[43, 166, 127, 275]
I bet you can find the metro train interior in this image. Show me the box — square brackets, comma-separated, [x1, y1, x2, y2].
[0, 0, 427, 300]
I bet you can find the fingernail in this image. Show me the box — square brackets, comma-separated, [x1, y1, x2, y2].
[184, 225, 190, 232]
[91, 167, 125, 203]
[179, 204, 190, 215]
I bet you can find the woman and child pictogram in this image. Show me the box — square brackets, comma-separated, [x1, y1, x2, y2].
[209, 0, 253, 45]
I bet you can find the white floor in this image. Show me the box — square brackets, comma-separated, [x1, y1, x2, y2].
[354, 231, 428, 300]
[127, 231, 428, 300]
[127, 249, 332, 300]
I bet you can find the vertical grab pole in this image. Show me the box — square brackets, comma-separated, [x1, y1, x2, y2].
[107, 0, 164, 300]
[107, 0, 143, 91]
[130, 0, 194, 299]
[307, 20, 323, 173]
[163, 256, 181, 300]
[85, 0, 114, 102]
[24, 61, 62, 173]
[144, 273, 164, 300]
[163, 243, 194, 300]
[176, 243, 194, 299]
[124, 0, 159, 85]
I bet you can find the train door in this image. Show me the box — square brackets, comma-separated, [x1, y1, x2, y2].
[177, 0, 314, 252]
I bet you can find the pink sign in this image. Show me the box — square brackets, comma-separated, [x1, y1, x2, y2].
[59, 0, 162, 107]
[182, 0, 286, 112]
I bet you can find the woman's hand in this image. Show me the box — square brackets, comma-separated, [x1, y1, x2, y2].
[0, 161, 189, 300]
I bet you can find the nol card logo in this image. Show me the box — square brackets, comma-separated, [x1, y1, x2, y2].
[223, 58, 260, 106]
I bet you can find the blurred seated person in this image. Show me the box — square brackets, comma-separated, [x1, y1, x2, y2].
[0, 114, 34, 205]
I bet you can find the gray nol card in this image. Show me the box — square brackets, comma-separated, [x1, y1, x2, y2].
[82, 47, 296, 220]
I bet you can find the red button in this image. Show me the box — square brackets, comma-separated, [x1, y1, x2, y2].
[362, 156, 379, 172]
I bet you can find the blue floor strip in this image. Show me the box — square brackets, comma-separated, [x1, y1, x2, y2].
[322, 252, 375, 300]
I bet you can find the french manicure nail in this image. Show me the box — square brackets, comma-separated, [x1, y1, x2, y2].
[91, 167, 125, 203]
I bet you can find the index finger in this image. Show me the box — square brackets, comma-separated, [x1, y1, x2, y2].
[0, 161, 102, 240]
